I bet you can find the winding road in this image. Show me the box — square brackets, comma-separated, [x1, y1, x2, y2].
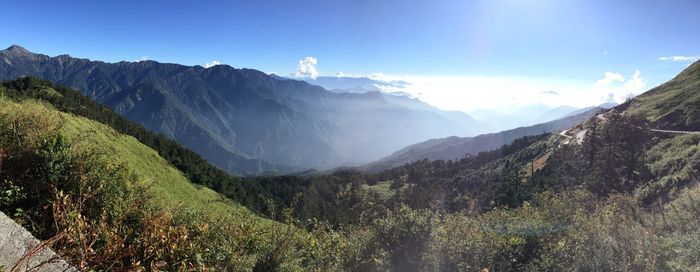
[559, 129, 587, 145]
[649, 129, 700, 134]
[559, 127, 699, 146]
[557, 113, 700, 147]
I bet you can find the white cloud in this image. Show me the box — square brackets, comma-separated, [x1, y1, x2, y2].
[204, 60, 221, 68]
[593, 70, 647, 104]
[368, 72, 389, 81]
[365, 69, 648, 113]
[594, 71, 624, 88]
[372, 75, 589, 112]
[135, 56, 148, 62]
[623, 70, 646, 93]
[658, 55, 699, 62]
[295, 57, 319, 79]
[335, 71, 346, 78]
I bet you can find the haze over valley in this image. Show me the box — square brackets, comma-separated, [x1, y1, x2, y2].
[1, 1, 699, 271]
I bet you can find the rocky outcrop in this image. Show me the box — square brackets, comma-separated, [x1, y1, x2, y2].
[0, 212, 76, 272]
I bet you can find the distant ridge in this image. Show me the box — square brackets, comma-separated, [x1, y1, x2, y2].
[0, 45, 486, 173]
[365, 107, 602, 171]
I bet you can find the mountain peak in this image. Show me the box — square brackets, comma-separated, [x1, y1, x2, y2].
[2, 44, 33, 57]
[682, 58, 700, 76]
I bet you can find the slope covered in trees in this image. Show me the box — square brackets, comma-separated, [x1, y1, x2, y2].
[273, 59, 700, 270]
[279, 109, 700, 270]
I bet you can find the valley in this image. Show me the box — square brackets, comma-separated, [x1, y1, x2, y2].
[0, 45, 486, 174]
[1, 59, 699, 270]
[1, 1, 698, 270]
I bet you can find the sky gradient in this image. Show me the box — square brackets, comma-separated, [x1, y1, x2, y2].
[1, 0, 698, 111]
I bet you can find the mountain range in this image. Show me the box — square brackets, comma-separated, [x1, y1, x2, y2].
[3, 45, 700, 271]
[300, 76, 410, 94]
[0, 45, 486, 174]
[365, 105, 604, 171]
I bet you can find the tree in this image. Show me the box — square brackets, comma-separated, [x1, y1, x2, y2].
[583, 112, 650, 195]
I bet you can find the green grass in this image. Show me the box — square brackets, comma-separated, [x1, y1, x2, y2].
[626, 61, 700, 125]
[0, 97, 269, 222]
[361, 181, 402, 200]
[649, 134, 700, 209]
[0, 87, 330, 271]
[634, 133, 700, 204]
[38, 86, 62, 98]
[646, 134, 700, 178]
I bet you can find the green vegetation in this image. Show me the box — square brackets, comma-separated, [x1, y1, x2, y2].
[281, 109, 700, 270]
[0, 81, 333, 271]
[0, 98, 243, 216]
[636, 133, 700, 204]
[1, 77, 300, 215]
[3, 62, 700, 271]
[626, 60, 700, 130]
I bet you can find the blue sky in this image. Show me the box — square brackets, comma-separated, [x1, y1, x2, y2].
[1, 0, 698, 111]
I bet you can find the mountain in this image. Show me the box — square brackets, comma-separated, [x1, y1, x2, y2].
[4, 55, 700, 271]
[370, 58, 700, 207]
[469, 102, 619, 132]
[288, 59, 700, 270]
[0, 45, 485, 173]
[365, 106, 601, 171]
[468, 104, 565, 132]
[300, 76, 487, 133]
[378, 92, 487, 135]
[366, 58, 700, 208]
[0, 77, 337, 271]
[623, 59, 700, 130]
[525, 105, 579, 125]
[525, 102, 618, 126]
[302, 76, 408, 94]
[560, 102, 617, 119]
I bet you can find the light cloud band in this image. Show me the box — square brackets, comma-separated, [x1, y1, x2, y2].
[658, 55, 699, 62]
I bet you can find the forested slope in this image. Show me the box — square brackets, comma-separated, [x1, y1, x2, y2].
[270, 60, 700, 270]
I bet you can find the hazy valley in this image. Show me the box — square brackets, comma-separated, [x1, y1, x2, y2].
[1, 1, 699, 271]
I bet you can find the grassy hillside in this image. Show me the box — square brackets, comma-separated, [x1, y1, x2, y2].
[0, 77, 296, 215]
[0, 83, 347, 271]
[625, 60, 700, 130]
[0, 98, 253, 217]
[1, 60, 700, 271]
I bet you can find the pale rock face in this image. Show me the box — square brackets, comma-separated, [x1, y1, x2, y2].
[0, 212, 77, 272]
